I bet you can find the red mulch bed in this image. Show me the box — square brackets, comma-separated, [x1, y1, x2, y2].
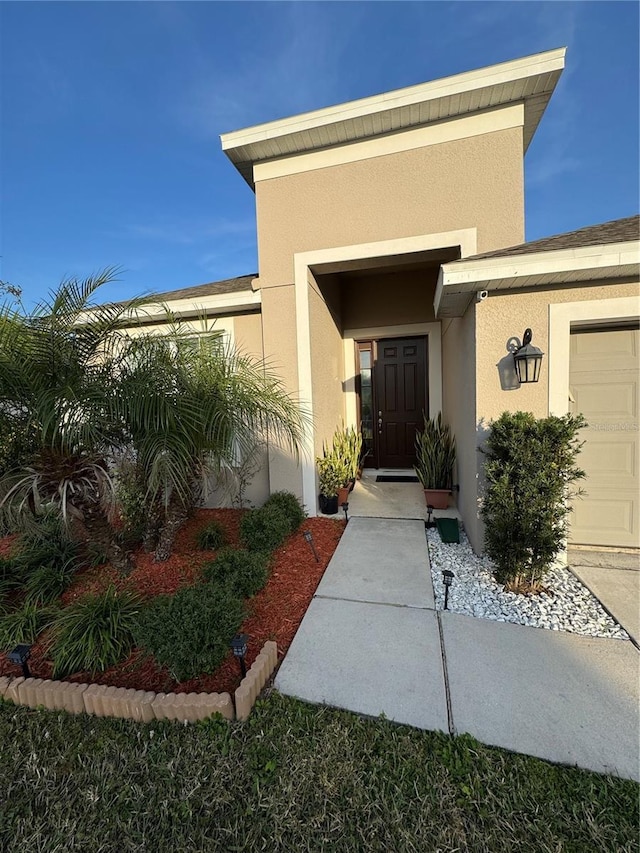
[0, 509, 345, 697]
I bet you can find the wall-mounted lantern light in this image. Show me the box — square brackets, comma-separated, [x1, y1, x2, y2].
[513, 328, 544, 384]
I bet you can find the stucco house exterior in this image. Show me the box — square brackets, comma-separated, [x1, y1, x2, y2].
[143, 47, 640, 555]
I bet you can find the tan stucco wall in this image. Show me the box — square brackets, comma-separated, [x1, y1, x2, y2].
[441, 304, 480, 548]
[452, 278, 640, 551]
[475, 280, 640, 423]
[340, 268, 437, 330]
[309, 272, 345, 459]
[255, 125, 525, 288]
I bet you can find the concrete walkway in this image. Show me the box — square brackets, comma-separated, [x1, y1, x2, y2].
[571, 564, 639, 647]
[275, 516, 640, 781]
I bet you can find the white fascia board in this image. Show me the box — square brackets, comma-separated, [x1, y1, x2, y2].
[119, 290, 261, 324]
[439, 242, 640, 291]
[221, 48, 565, 152]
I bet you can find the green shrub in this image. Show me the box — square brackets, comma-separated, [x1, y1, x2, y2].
[11, 514, 82, 580]
[0, 601, 58, 650]
[24, 560, 78, 606]
[240, 505, 291, 552]
[481, 411, 587, 592]
[196, 520, 227, 551]
[49, 585, 142, 678]
[203, 548, 269, 599]
[134, 583, 246, 682]
[263, 491, 306, 532]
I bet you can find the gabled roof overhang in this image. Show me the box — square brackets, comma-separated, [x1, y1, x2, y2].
[221, 48, 566, 188]
[435, 241, 640, 317]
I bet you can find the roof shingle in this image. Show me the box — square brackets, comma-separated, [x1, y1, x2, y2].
[461, 215, 640, 262]
[150, 274, 256, 302]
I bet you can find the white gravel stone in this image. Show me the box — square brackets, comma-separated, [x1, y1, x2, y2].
[427, 528, 628, 640]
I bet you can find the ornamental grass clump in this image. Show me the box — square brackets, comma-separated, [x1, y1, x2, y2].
[0, 601, 58, 650]
[50, 585, 142, 678]
[481, 411, 586, 593]
[196, 520, 227, 551]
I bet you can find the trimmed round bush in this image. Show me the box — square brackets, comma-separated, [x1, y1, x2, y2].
[134, 582, 246, 682]
[50, 585, 142, 678]
[240, 505, 291, 552]
[203, 548, 269, 599]
[196, 520, 227, 551]
[263, 491, 306, 532]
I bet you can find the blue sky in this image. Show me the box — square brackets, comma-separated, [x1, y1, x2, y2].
[1, 1, 638, 308]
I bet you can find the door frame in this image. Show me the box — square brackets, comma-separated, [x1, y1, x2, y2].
[343, 322, 443, 456]
[355, 335, 429, 469]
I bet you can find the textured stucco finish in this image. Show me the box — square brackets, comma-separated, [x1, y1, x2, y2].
[340, 268, 438, 330]
[475, 279, 640, 423]
[309, 272, 345, 458]
[255, 126, 525, 288]
[441, 304, 479, 548]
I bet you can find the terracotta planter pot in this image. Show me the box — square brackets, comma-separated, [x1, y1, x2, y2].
[423, 489, 450, 510]
[337, 486, 350, 506]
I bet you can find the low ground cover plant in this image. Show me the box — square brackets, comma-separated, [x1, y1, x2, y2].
[50, 586, 142, 678]
[263, 491, 306, 531]
[240, 504, 291, 552]
[203, 548, 269, 599]
[481, 411, 586, 592]
[196, 519, 227, 551]
[0, 692, 636, 853]
[134, 582, 246, 681]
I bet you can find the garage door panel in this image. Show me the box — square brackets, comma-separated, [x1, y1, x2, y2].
[572, 380, 637, 420]
[570, 328, 638, 366]
[569, 327, 639, 549]
[572, 498, 636, 547]
[579, 437, 636, 480]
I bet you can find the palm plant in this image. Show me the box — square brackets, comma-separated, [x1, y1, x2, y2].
[120, 327, 306, 561]
[0, 269, 145, 573]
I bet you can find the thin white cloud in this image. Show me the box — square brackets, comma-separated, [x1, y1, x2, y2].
[120, 217, 256, 246]
[164, 3, 362, 138]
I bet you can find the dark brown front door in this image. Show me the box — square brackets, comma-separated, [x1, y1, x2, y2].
[375, 337, 427, 468]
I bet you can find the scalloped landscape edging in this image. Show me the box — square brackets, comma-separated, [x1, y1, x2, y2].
[0, 640, 279, 724]
[234, 640, 278, 720]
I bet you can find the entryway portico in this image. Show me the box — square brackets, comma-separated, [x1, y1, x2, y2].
[293, 229, 477, 515]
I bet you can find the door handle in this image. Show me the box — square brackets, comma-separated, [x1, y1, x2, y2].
[378, 413, 383, 433]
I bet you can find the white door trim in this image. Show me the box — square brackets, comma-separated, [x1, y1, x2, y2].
[295, 229, 476, 514]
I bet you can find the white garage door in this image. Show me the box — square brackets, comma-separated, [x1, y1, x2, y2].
[569, 326, 639, 548]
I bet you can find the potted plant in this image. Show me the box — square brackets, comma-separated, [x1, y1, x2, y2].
[316, 456, 343, 515]
[330, 424, 363, 494]
[414, 412, 456, 509]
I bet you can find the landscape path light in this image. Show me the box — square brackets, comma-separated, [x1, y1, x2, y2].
[231, 634, 248, 678]
[303, 529, 319, 563]
[442, 570, 455, 611]
[8, 644, 31, 678]
[341, 501, 349, 523]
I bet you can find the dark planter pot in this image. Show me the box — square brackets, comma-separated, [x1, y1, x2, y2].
[319, 494, 339, 515]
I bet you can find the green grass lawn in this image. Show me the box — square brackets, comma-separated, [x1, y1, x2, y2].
[0, 691, 637, 852]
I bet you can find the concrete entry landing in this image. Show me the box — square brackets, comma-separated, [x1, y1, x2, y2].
[348, 469, 461, 522]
